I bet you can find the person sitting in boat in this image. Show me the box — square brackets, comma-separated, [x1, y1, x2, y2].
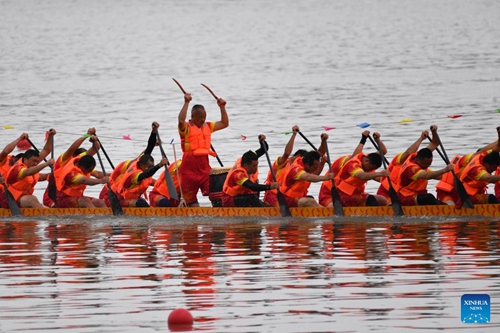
[395, 126, 454, 206]
[150, 159, 182, 207]
[262, 125, 304, 207]
[177, 91, 229, 207]
[280, 145, 333, 207]
[377, 130, 429, 203]
[459, 128, 500, 204]
[436, 136, 500, 207]
[111, 154, 167, 207]
[100, 121, 160, 206]
[55, 151, 109, 208]
[5, 129, 56, 208]
[333, 136, 389, 207]
[319, 130, 386, 207]
[0, 132, 29, 178]
[43, 127, 102, 207]
[221, 150, 278, 207]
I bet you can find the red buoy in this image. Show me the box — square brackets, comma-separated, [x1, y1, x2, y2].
[168, 308, 193, 328]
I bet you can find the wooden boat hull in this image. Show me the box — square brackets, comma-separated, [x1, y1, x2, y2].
[1, 204, 500, 218]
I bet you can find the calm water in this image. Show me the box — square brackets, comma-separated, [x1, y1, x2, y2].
[1, 0, 500, 331]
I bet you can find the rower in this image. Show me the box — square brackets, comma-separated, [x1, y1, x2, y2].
[279, 133, 333, 207]
[333, 132, 389, 207]
[5, 129, 56, 208]
[395, 125, 453, 206]
[177, 91, 229, 207]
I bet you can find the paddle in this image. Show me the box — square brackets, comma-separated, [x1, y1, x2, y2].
[200, 83, 219, 100]
[297, 131, 343, 216]
[367, 136, 390, 165]
[92, 140, 124, 216]
[171, 142, 187, 207]
[26, 137, 57, 204]
[173, 78, 224, 167]
[429, 128, 474, 209]
[322, 138, 345, 216]
[96, 138, 115, 170]
[372, 135, 404, 216]
[155, 129, 179, 201]
[0, 173, 22, 216]
[260, 140, 291, 217]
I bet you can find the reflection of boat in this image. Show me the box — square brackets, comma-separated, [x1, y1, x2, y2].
[1, 204, 500, 218]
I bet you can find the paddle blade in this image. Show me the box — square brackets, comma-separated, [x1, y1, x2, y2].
[453, 176, 474, 209]
[3, 185, 22, 216]
[276, 190, 291, 217]
[331, 185, 345, 217]
[107, 185, 124, 216]
[388, 187, 404, 216]
[163, 168, 179, 201]
[48, 177, 57, 206]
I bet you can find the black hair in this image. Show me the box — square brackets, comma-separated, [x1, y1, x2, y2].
[416, 148, 433, 160]
[74, 148, 87, 156]
[483, 151, 500, 166]
[366, 153, 382, 168]
[138, 154, 154, 167]
[302, 151, 321, 166]
[293, 149, 307, 157]
[241, 150, 258, 166]
[77, 155, 96, 171]
[22, 149, 39, 161]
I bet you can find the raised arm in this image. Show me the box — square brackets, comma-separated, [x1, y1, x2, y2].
[401, 130, 428, 163]
[373, 132, 387, 155]
[427, 125, 439, 151]
[178, 93, 192, 132]
[0, 133, 29, 163]
[278, 125, 299, 165]
[39, 129, 56, 161]
[65, 128, 96, 159]
[144, 122, 159, 156]
[213, 97, 229, 132]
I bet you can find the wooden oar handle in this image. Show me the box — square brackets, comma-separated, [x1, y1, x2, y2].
[172, 78, 187, 94]
[200, 83, 219, 100]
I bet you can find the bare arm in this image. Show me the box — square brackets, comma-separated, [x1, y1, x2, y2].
[22, 159, 54, 177]
[178, 93, 192, 132]
[401, 130, 428, 163]
[278, 125, 299, 165]
[479, 173, 500, 183]
[213, 97, 229, 132]
[373, 132, 387, 155]
[416, 164, 453, 180]
[427, 125, 439, 151]
[299, 172, 333, 183]
[75, 175, 108, 186]
[355, 169, 389, 181]
[39, 129, 56, 161]
[317, 133, 328, 156]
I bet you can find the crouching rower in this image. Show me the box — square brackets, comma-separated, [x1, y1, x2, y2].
[395, 126, 453, 206]
[55, 136, 109, 208]
[280, 135, 333, 207]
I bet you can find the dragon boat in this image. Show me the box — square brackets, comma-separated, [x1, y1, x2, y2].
[1, 204, 500, 218]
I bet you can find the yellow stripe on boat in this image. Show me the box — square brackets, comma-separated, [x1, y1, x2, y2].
[1, 204, 500, 218]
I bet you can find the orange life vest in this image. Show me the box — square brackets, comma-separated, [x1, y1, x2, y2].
[379, 153, 403, 192]
[6, 161, 40, 201]
[335, 153, 371, 195]
[112, 162, 152, 200]
[0, 155, 15, 178]
[397, 153, 428, 197]
[435, 154, 471, 192]
[57, 156, 90, 197]
[222, 159, 259, 196]
[459, 152, 489, 196]
[279, 157, 311, 198]
[322, 155, 350, 191]
[153, 160, 182, 198]
[110, 159, 135, 184]
[181, 121, 216, 157]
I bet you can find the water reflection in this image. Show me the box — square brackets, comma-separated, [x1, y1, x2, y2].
[0, 218, 498, 332]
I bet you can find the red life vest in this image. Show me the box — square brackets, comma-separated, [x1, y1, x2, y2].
[379, 153, 404, 192]
[181, 121, 216, 157]
[435, 154, 471, 192]
[222, 158, 259, 196]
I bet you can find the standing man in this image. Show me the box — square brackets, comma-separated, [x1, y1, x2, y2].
[178, 91, 229, 206]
